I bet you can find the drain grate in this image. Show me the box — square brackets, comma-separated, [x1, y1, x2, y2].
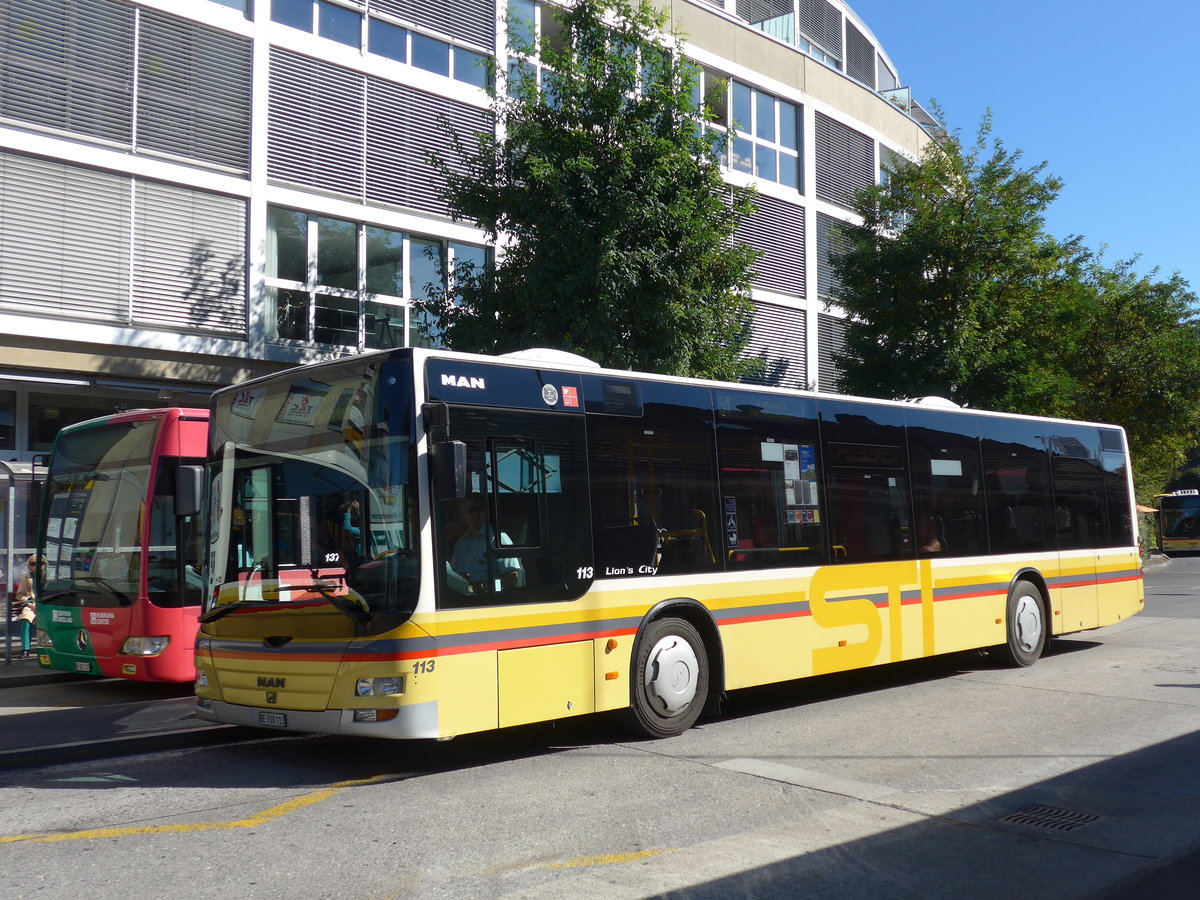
[998, 804, 1100, 832]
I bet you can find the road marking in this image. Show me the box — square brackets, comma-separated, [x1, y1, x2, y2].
[543, 849, 674, 868]
[0, 774, 385, 844]
[716, 758, 898, 801]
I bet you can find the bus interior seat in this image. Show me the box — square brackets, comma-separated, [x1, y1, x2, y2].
[597, 521, 659, 572]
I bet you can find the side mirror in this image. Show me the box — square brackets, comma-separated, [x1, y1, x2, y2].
[176, 465, 205, 518]
[429, 441, 467, 500]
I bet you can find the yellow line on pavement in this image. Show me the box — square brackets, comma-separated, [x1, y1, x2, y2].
[544, 848, 674, 868]
[0, 774, 385, 844]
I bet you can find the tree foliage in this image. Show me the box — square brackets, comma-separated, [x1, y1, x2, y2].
[832, 111, 1075, 411]
[419, 0, 758, 379]
[832, 111, 1200, 497]
[1057, 260, 1200, 494]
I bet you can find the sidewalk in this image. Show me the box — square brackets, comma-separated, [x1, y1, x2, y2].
[0, 627, 86, 688]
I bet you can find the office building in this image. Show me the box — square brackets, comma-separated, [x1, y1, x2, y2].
[0, 0, 933, 459]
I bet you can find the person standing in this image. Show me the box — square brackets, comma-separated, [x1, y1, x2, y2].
[14, 554, 42, 658]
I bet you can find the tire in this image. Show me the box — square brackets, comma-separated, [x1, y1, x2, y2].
[627, 617, 709, 739]
[997, 580, 1047, 667]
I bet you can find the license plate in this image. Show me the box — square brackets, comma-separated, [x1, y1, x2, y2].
[258, 712, 287, 728]
[74, 662, 91, 673]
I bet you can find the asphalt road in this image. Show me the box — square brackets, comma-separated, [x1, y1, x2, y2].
[0, 556, 1196, 898]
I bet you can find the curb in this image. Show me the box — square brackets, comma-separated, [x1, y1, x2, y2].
[0, 723, 251, 771]
[0, 668, 95, 689]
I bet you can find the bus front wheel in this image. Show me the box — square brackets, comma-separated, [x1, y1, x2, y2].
[627, 617, 709, 739]
[998, 580, 1047, 667]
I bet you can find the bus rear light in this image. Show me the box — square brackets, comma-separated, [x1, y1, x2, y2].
[353, 709, 399, 723]
[119, 636, 170, 657]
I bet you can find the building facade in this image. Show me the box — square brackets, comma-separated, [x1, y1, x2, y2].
[0, 0, 933, 461]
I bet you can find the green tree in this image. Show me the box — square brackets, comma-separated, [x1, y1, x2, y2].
[1059, 258, 1200, 498]
[832, 110, 1200, 497]
[420, 0, 758, 379]
[832, 111, 1079, 411]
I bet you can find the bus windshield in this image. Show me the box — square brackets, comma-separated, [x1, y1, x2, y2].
[205, 354, 418, 626]
[41, 419, 160, 608]
[1160, 491, 1200, 542]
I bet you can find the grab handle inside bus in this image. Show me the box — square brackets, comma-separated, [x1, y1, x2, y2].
[176, 465, 205, 519]
[430, 441, 468, 500]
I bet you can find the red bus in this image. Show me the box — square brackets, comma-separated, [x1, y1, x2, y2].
[35, 408, 207, 682]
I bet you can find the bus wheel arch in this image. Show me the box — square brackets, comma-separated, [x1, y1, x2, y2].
[625, 600, 723, 738]
[997, 574, 1049, 667]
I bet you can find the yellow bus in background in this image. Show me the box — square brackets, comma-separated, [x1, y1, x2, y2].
[1156, 489, 1200, 553]
[195, 347, 1143, 739]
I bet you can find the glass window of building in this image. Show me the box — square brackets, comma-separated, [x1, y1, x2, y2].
[508, 0, 539, 49]
[318, 1, 361, 47]
[272, 0, 315, 31]
[265, 206, 487, 352]
[411, 32, 451, 76]
[453, 47, 491, 88]
[274, 0, 492, 87]
[369, 18, 408, 63]
[730, 81, 800, 189]
[0, 389, 14, 451]
[28, 394, 125, 454]
[210, 0, 251, 14]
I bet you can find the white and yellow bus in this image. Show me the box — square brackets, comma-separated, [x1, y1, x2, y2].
[195, 347, 1144, 739]
[1156, 489, 1200, 553]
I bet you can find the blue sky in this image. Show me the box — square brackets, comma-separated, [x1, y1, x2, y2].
[847, 0, 1200, 293]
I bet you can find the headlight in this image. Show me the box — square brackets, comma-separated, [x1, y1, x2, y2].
[119, 636, 170, 657]
[355, 676, 404, 697]
[195, 670, 209, 689]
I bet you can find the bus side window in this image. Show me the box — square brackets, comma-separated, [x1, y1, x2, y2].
[585, 381, 719, 577]
[906, 411, 986, 558]
[713, 389, 823, 569]
[1050, 428, 1107, 551]
[432, 408, 591, 608]
[980, 420, 1053, 554]
[820, 399, 911, 564]
[1100, 429, 1134, 547]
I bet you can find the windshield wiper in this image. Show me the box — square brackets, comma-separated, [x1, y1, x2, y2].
[74, 576, 131, 605]
[199, 599, 262, 624]
[308, 582, 370, 624]
[200, 584, 370, 625]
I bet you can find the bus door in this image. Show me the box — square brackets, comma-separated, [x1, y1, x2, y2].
[429, 403, 592, 730]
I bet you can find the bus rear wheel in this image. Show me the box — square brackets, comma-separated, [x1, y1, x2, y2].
[627, 617, 709, 739]
[997, 580, 1047, 667]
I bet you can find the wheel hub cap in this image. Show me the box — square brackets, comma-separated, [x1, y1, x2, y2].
[644, 635, 699, 716]
[1013, 594, 1043, 653]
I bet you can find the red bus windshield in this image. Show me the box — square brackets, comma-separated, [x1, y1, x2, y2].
[40, 417, 203, 610]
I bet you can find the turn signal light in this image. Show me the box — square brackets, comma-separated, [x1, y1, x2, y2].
[353, 709, 399, 722]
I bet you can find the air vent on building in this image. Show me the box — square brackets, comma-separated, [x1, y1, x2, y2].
[815, 113, 873, 210]
[733, 193, 805, 298]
